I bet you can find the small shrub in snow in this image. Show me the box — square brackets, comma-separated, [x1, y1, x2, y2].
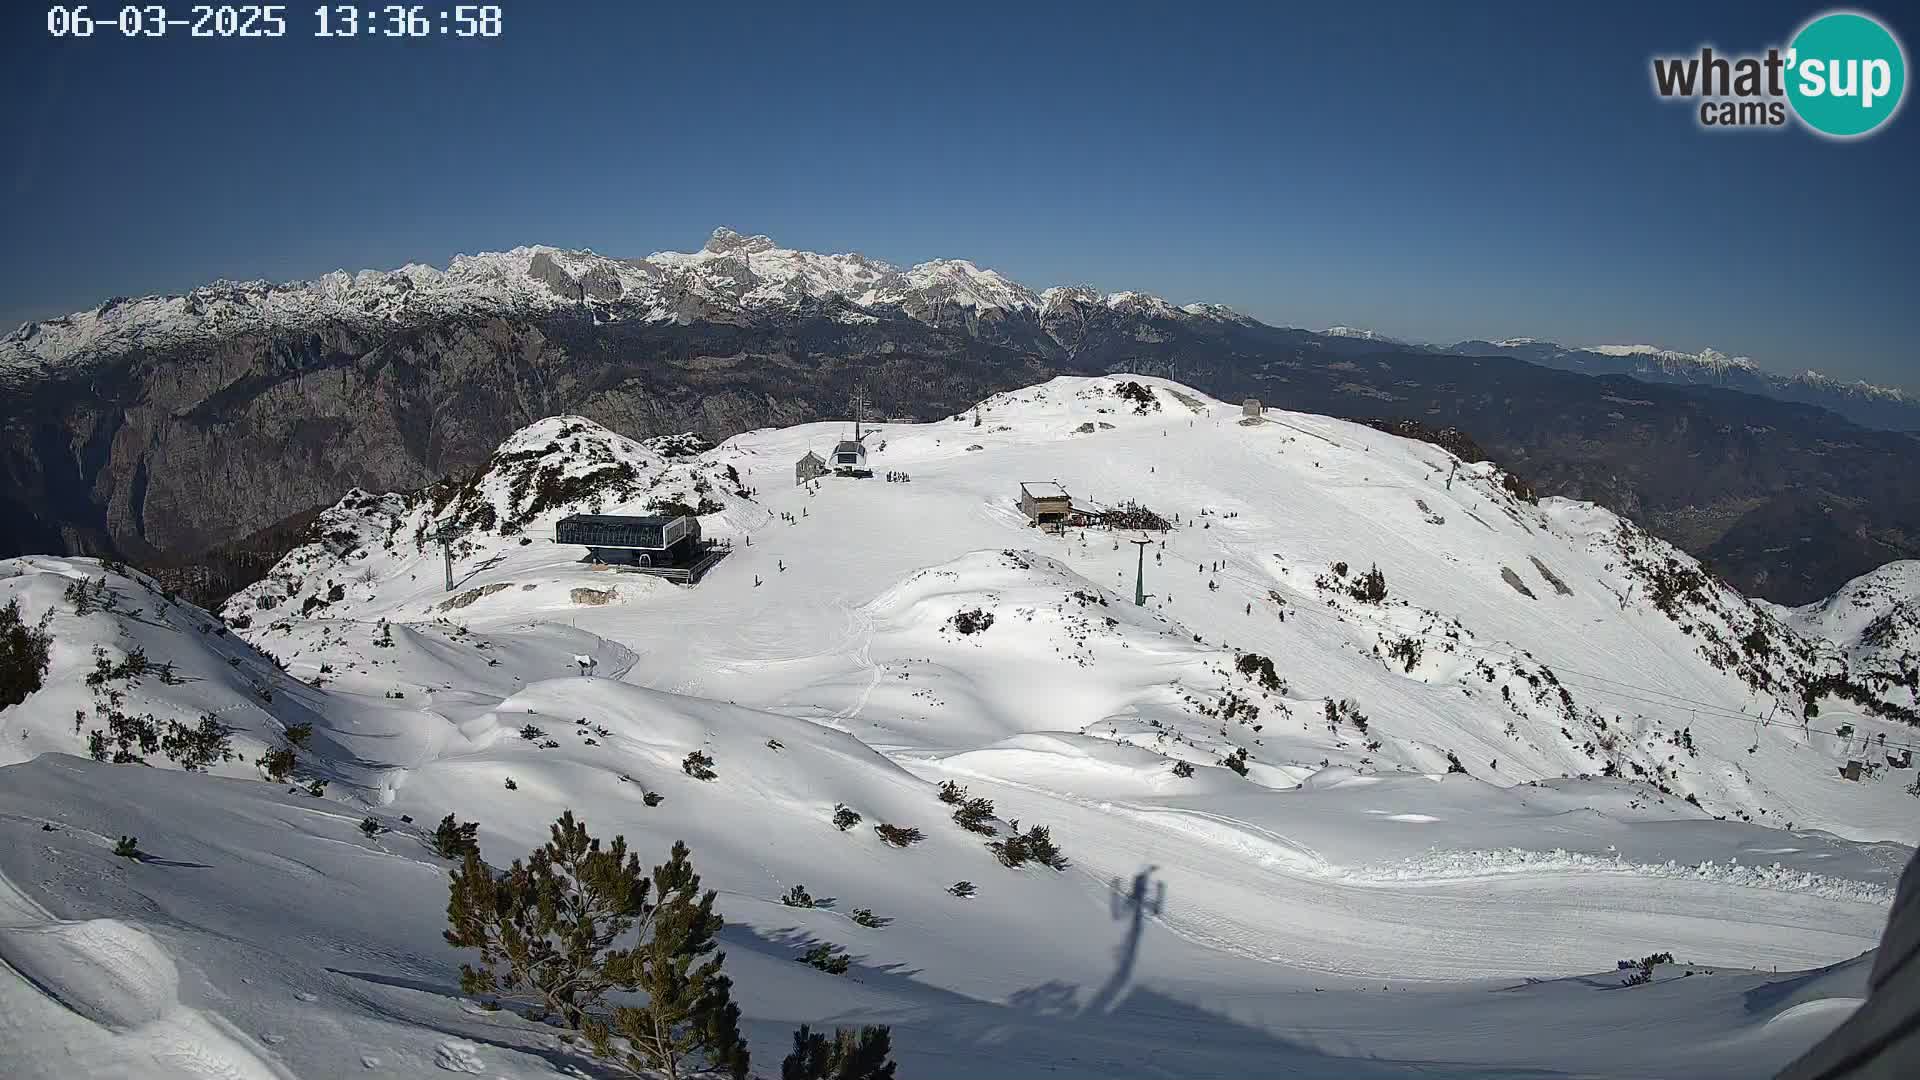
[873, 824, 923, 847]
[1348, 564, 1388, 604]
[682, 750, 717, 781]
[359, 816, 384, 838]
[520, 724, 548, 741]
[64, 577, 110, 616]
[431, 814, 481, 859]
[88, 709, 162, 764]
[306, 778, 328, 797]
[832, 804, 862, 831]
[947, 608, 995, 635]
[782, 1024, 898, 1080]
[504, 776, 518, 791]
[989, 822, 1069, 870]
[283, 722, 314, 749]
[86, 644, 152, 688]
[783, 884, 833, 909]
[766, 738, 784, 751]
[1385, 635, 1423, 673]
[798, 942, 851, 975]
[1619, 952, 1673, 987]
[1445, 752, 1468, 775]
[849, 908, 892, 929]
[1234, 652, 1284, 693]
[113, 836, 141, 859]
[948, 881, 977, 899]
[162, 714, 237, 771]
[951, 796, 998, 836]
[1222, 747, 1251, 776]
[936, 780, 967, 805]
[1171, 760, 1195, 778]
[643, 789, 665, 807]
[257, 746, 296, 782]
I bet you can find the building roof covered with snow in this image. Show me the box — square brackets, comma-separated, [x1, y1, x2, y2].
[1021, 481, 1068, 500]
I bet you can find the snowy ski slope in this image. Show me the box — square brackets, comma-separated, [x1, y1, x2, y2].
[2, 375, 1915, 1078]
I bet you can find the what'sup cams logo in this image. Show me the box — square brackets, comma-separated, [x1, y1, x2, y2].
[1651, 9, 1906, 137]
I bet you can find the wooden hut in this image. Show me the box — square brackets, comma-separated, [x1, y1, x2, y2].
[1020, 481, 1073, 527]
[795, 451, 828, 485]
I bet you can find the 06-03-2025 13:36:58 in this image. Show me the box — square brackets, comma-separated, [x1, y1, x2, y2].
[45, 4, 505, 39]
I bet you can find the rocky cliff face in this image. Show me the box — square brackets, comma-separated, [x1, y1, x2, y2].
[7, 229, 1920, 606]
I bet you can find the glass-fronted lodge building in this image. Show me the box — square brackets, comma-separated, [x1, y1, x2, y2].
[554, 513, 702, 566]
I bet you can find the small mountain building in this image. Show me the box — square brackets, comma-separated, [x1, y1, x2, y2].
[795, 451, 828, 485]
[555, 513, 702, 567]
[1020, 481, 1074, 527]
[1243, 398, 1263, 418]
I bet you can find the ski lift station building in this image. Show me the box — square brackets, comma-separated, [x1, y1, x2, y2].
[832, 437, 868, 472]
[555, 512, 701, 567]
[1020, 481, 1074, 526]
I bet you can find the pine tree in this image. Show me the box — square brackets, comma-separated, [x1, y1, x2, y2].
[592, 842, 750, 1080]
[782, 1024, 898, 1080]
[431, 813, 480, 859]
[0, 599, 54, 710]
[951, 795, 997, 835]
[445, 811, 652, 1030]
[444, 813, 747, 1080]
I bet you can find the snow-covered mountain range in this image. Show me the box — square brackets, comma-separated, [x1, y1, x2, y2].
[7, 229, 1905, 418]
[2, 375, 1915, 1078]
[0, 228, 1252, 379]
[1441, 337, 1916, 425]
[5, 227, 1919, 634]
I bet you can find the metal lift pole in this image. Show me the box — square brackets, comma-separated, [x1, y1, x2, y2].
[1131, 536, 1152, 606]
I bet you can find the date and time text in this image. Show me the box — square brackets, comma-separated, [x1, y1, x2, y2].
[46, 4, 504, 38]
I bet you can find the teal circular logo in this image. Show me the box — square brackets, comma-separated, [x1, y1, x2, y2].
[1787, 11, 1907, 137]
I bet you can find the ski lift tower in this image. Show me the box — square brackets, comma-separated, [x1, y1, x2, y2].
[433, 523, 462, 592]
[1130, 536, 1153, 606]
[850, 390, 873, 443]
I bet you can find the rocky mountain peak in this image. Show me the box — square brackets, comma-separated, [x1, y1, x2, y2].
[702, 227, 779, 256]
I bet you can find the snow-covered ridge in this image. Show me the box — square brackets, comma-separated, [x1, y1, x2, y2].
[1463, 338, 1914, 405]
[1583, 344, 1759, 373]
[0, 228, 1248, 375]
[1322, 325, 1407, 344]
[1789, 369, 1914, 403]
[207, 373, 1920, 842]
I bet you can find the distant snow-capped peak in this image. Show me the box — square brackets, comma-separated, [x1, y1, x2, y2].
[1790, 369, 1913, 402]
[1321, 325, 1403, 343]
[1582, 344, 1759, 373]
[0, 227, 1244, 376]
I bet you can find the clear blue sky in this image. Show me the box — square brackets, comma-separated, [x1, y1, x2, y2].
[2, 1, 1915, 387]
